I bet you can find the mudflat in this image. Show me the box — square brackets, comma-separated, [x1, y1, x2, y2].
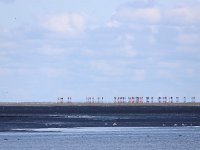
[0, 103, 200, 132]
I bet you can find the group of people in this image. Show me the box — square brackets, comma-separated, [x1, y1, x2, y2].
[85, 97, 104, 103]
[56, 96, 196, 104]
[57, 97, 72, 103]
[114, 96, 196, 103]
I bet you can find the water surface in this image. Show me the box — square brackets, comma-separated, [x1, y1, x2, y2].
[0, 127, 199, 150]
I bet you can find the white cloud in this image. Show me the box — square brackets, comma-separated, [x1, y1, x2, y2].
[164, 6, 200, 25]
[149, 25, 159, 34]
[81, 48, 97, 57]
[40, 67, 64, 78]
[16, 68, 32, 75]
[0, 0, 14, 3]
[90, 60, 146, 81]
[122, 43, 138, 57]
[0, 41, 17, 63]
[0, 67, 34, 77]
[0, 68, 10, 76]
[0, 41, 17, 49]
[176, 45, 198, 53]
[148, 35, 156, 45]
[185, 68, 195, 77]
[123, 33, 134, 41]
[117, 33, 138, 57]
[90, 60, 120, 76]
[130, 69, 146, 81]
[157, 70, 173, 78]
[113, 7, 161, 24]
[107, 20, 121, 28]
[37, 45, 67, 56]
[176, 33, 199, 45]
[158, 61, 181, 69]
[0, 27, 8, 33]
[110, 2, 200, 26]
[41, 13, 86, 36]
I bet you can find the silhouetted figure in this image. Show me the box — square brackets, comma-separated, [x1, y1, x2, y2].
[151, 97, 154, 103]
[191, 97, 195, 103]
[146, 97, 149, 103]
[184, 97, 186, 103]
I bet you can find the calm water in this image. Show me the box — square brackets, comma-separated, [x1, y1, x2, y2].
[0, 127, 200, 150]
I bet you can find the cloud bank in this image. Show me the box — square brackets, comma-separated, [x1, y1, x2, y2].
[0, 0, 200, 101]
[0, 0, 14, 3]
[41, 13, 86, 36]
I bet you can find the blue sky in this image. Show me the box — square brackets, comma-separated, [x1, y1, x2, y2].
[0, 0, 199, 102]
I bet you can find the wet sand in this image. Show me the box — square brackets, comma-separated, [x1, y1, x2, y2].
[0, 103, 200, 131]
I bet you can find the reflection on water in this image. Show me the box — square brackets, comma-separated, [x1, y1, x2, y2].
[0, 127, 200, 150]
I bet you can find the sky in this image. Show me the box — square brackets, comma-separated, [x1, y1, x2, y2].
[0, 0, 200, 102]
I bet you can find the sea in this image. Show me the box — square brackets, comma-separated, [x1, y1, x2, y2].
[0, 127, 200, 150]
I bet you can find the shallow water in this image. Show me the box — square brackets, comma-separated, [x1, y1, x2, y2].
[0, 127, 200, 150]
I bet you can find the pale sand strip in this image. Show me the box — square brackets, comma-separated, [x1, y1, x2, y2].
[0, 102, 199, 107]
